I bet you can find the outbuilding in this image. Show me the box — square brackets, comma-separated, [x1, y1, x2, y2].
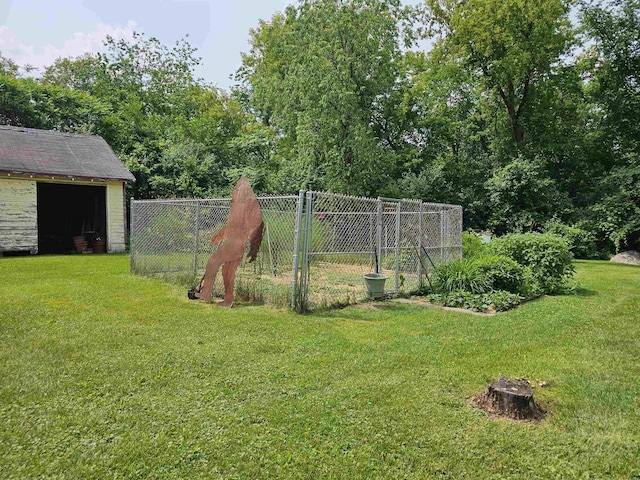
[0, 125, 135, 255]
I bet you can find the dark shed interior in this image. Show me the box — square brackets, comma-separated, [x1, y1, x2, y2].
[37, 182, 106, 254]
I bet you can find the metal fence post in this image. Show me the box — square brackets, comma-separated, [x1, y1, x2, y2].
[291, 190, 305, 309]
[129, 200, 136, 273]
[440, 206, 445, 262]
[394, 201, 401, 293]
[417, 202, 424, 287]
[369, 212, 374, 270]
[298, 191, 314, 311]
[459, 206, 464, 259]
[376, 198, 383, 274]
[192, 200, 201, 280]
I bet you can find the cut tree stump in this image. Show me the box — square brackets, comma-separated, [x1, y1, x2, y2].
[471, 376, 546, 422]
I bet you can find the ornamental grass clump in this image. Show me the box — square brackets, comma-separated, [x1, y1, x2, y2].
[432, 259, 492, 295]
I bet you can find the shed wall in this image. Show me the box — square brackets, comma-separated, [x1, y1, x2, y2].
[0, 178, 38, 253]
[106, 181, 127, 253]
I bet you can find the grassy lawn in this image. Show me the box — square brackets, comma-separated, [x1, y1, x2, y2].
[1, 255, 639, 479]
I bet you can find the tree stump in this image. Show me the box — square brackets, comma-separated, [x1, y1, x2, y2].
[472, 376, 545, 422]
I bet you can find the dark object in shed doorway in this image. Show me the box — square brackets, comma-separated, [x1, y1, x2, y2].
[471, 376, 546, 422]
[189, 177, 264, 307]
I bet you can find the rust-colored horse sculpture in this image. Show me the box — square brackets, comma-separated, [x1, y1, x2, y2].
[194, 177, 263, 306]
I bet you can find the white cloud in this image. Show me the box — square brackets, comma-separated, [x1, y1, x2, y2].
[0, 20, 138, 73]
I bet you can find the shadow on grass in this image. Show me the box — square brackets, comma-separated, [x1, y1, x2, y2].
[576, 287, 598, 297]
[304, 301, 406, 321]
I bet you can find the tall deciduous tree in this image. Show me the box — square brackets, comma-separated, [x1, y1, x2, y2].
[238, 0, 410, 195]
[0, 74, 109, 132]
[426, 0, 575, 149]
[42, 34, 256, 199]
[582, 0, 640, 154]
[581, 0, 640, 250]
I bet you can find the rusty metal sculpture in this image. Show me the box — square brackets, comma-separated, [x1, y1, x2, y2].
[189, 177, 264, 307]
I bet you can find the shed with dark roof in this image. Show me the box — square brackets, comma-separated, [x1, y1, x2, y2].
[0, 126, 135, 254]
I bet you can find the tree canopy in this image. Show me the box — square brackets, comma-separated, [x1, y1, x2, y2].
[0, 0, 638, 254]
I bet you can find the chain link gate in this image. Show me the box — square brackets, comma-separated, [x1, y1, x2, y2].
[130, 192, 462, 311]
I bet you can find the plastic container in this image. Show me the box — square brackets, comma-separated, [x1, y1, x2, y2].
[363, 273, 388, 299]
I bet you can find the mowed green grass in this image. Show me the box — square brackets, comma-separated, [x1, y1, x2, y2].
[0, 255, 638, 479]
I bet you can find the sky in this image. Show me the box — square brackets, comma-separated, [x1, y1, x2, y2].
[0, 0, 297, 89]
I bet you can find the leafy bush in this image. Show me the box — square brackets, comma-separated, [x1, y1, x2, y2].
[426, 290, 523, 313]
[544, 220, 599, 259]
[488, 232, 575, 295]
[462, 231, 486, 258]
[425, 233, 574, 311]
[473, 255, 524, 294]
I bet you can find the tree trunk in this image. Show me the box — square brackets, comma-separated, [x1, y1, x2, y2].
[472, 376, 545, 421]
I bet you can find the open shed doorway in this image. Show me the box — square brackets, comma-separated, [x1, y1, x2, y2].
[37, 182, 107, 254]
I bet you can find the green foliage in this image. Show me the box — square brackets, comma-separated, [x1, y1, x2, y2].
[426, 290, 523, 313]
[473, 254, 525, 294]
[486, 155, 572, 233]
[488, 232, 575, 295]
[0, 53, 20, 77]
[544, 219, 600, 259]
[581, 0, 640, 154]
[432, 259, 492, 294]
[238, 0, 410, 196]
[426, 0, 574, 148]
[432, 253, 524, 306]
[0, 74, 110, 131]
[462, 232, 485, 258]
[589, 162, 640, 252]
[578, 0, 640, 252]
[39, 34, 259, 200]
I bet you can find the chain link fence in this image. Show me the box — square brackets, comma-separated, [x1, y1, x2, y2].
[130, 191, 462, 311]
[130, 195, 301, 307]
[295, 193, 462, 310]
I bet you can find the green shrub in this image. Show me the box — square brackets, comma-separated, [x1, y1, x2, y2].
[432, 259, 492, 294]
[473, 254, 524, 294]
[488, 232, 575, 295]
[544, 220, 599, 259]
[462, 232, 486, 258]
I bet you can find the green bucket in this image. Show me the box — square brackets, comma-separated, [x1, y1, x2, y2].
[363, 273, 388, 299]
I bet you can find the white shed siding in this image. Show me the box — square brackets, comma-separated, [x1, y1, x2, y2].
[106, 181, 126, 253]
[0, 178, 37, 253]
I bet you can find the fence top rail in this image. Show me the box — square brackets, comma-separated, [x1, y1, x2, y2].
[132, 194, 301, 205]
[422, 202, 463, 210]
[308, 190, 379, 204]
[130, 191, 462, 211]
[308, 191, 461, 209]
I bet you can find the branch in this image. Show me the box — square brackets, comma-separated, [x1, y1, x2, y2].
[481, 64, 509, 110]
[516, 70, 534, 119]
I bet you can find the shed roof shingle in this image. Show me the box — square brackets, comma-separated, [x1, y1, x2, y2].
[0, 126, 135, 182]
